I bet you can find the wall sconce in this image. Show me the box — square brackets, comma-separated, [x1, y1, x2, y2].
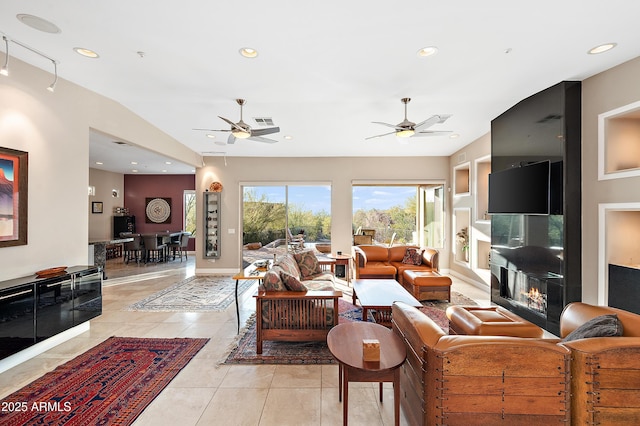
[88, 186, 96, 196]
[112, 189, 119, 198]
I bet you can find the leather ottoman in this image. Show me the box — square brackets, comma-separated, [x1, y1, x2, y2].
[402, 270, 452, 301]
[446, 305, 544, 337]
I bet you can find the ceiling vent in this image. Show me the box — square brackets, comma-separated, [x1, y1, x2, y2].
[253, 117, 275, 127]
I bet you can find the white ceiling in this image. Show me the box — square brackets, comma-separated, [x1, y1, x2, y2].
[2, 1, 640, 174]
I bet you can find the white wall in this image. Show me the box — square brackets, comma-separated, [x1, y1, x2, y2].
[0, 53, 201, 279]
[582, 56, 640, 303]
[88, 169, 125, 240]
[195, 156, 450, 273]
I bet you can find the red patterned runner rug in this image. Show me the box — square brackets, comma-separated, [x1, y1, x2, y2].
[0, 337, 208, 425]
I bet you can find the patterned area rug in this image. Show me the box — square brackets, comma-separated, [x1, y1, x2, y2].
[127, 275, 255, 311]
[0, 337, 208, 425]
[224, 297, 460, 365]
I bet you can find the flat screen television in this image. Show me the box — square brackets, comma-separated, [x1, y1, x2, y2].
[488, 160, 551, 214]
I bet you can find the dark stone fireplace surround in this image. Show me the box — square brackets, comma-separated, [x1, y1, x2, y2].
[489, 81, 582, 336]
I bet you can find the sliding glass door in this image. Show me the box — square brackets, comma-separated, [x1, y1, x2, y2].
[352, 183, 444, 248]
[242, 184, 331, 267]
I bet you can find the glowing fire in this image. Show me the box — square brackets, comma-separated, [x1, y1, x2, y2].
[522, 287, 546, 313]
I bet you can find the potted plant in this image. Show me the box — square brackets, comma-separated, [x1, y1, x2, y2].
[456, 227, 469, 262]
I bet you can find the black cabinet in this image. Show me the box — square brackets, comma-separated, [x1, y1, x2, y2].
[113, 215, 135, 238]
[0, 284, 36, 359]
[0, 266, 102, 361]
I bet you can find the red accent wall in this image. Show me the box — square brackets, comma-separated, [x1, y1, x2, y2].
[124, 174, 196, 251]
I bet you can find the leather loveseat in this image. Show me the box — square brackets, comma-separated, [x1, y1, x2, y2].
[352, 244, 439, 285]
[392, 300, 640, 425]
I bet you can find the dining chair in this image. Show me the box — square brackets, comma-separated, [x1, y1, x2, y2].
[142, 234, 166, 263]
[123, 234, 144, 264]
[168, 232, 191, 262]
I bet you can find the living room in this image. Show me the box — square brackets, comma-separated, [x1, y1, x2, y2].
[2, 2, 640, 424]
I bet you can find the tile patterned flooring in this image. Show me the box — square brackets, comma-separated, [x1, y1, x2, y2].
[0, 255, 490, 425]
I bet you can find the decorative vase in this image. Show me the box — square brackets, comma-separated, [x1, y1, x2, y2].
[464, 249, 469, 262]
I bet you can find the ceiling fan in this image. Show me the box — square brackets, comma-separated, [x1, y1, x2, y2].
[193, 98, 280, 145]
[366, 98, 452, 140]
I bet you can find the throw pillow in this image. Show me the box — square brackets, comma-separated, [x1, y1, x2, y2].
[293, 250, 323, 278]
[280, 271, 307, 291]
[562, 314, 624, 342]
[261, 268, 287, 291]
[402, 248, 423, 265]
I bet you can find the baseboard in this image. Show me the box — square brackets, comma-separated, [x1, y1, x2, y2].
[447, 269, 490, 291]
[0, 322, 91, 374]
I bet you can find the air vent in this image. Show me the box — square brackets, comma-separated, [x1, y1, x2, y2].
[458, 152, 467, 163]
[537, 114, 563, 123]
[253, 117, 275, 127]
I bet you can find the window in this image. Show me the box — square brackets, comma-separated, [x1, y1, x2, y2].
[183, 190, 196, 235]
[352, 184, 444, 248]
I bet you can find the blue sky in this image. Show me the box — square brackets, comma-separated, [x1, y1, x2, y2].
[244, 185, 414, 213]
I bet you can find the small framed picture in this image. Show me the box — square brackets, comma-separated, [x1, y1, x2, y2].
[92, 201, 104, 214]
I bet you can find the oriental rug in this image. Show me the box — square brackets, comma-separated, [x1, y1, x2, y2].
[0, 337, 208, 426]
[127, 275, 254, 312]
[223, 298, 455, 365]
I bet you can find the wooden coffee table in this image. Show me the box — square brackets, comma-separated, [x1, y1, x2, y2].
[327, 322, 406, 426]
[352, 279, 422, 327]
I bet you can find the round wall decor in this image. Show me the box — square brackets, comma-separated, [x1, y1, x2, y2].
[145, 197, 171, 223]
[209, 181, 223, 192]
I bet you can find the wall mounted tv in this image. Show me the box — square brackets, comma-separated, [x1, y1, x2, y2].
[488, 160, 562, 215]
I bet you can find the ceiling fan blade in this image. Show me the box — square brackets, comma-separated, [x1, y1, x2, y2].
[218, 116, 245, 131]
[412, 130, 453, 137]
[248, 135, 278, 144]
[372, 121, 402, 130]
[365, 131, 397, 140]
[227, 134, 237, 144]
[251, 126, 280, 136]
[192, 128, 231, 132]
[413, 115, 441, 130]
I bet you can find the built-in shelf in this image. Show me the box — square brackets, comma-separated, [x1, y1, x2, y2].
[454, 162, 470, 196]
[598, 100, 640, 180]
[475, 155, 491, 222]
[476, 239, 491, 270]
[453, 208, 470, 265]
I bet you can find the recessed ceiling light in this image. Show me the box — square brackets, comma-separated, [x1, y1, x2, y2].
[162, 170, 167, 173]
[417, 46, 438, 57]
[95, 161, 103, 165]
[239, 47, 258, 58]
[131, 161, 138, 165]
[449, 133, 460, 139]
[588, 43, 617, 55]
[16, 14, 61, 34]
[206, 134, 216, 139]
[74, 47, 99, 58]
[132, 169, 138, 173]
[165, 161, 172, 165]
[284, 135, 293, 140]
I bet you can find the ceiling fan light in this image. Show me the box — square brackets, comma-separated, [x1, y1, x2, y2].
[396, 129, 415, 138]
[417, 46, 438, 57]
[232, 129, 251, 139]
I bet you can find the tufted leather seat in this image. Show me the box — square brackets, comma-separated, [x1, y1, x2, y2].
[446, 305, 544, 337]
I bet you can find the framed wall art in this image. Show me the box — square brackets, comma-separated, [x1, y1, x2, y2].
[0, 147, 28, 247]
[145, 197, 172, 224]
[92, 201, 104, 214]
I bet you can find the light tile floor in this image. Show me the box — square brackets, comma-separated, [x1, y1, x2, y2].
[0, 256, 491, 425]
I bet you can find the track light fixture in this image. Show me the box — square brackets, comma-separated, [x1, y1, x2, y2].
[0, 34, 59, 91]
[1, 36, 9, 76]
[47, 60, 57, 92]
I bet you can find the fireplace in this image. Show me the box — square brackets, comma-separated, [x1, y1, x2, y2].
[490, 243, 566, 335]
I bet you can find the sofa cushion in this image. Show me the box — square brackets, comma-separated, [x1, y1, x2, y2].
[276, 254, 302, 278]
[402, 247, 423, 265]
[294, 250, 323, 278]
[361, 245, 391, 262]
[261, 267, 288, 291]
[562, 314, 624, 342]
[389, 245, 418, 262]
[280, 271, 307, 291]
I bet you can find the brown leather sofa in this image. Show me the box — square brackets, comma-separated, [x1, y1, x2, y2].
[559, 302, 640, 425]
[392, 300, 640, 425]
[352, 245, 439, 285]
[391, 301, 571, 425]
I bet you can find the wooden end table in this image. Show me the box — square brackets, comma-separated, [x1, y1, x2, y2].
[327, 322, 406, 426]
[327, 253, 351, 283]
[231, 263, 268, 333]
